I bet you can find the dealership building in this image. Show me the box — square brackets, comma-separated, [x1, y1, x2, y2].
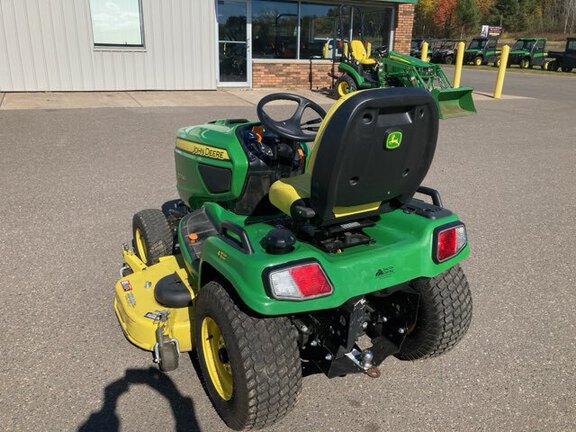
[0, 0, 416, 92]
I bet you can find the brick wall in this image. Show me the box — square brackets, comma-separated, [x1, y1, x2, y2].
[252, 60, 335, 89]
[395, 3, 415, 55]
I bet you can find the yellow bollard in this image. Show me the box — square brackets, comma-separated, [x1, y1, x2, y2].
[453, 41, 465, 88]
[420, 41, 429, 62]
[493, 45, 510, 99]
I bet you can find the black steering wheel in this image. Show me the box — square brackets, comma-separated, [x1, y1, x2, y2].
[256, 93, 327, 142]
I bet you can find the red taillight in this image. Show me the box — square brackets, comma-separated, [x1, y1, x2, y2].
[434, 224, 467, 263]
[268, 262, 333, 300]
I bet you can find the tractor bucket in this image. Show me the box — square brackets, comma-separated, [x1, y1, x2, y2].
[431, 86, 477, 119]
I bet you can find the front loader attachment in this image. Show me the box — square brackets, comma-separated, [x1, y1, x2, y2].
[431, 86, 477, 119]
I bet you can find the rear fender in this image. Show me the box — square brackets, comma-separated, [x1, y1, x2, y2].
[338, 63, 365, 87]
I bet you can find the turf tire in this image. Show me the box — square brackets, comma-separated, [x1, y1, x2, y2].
[132, 209, 173, 265]
[195, 281, 302, 430]
[520, 58, 531, 69]
[335, 74, 357, 98]
[396, 265, 472, 360]
[444, 55, 454, 65]
[473, 56, 483, 66]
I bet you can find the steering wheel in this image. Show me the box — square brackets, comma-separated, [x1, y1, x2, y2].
[256, 93, 327, 142]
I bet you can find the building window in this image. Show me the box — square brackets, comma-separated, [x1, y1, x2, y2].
[252, 1, 298, 59]
[300, 3, 339, 59]
[252, 2, 394, 60]
[89, 0, 144, 47]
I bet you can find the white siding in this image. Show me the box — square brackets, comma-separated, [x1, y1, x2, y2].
[0, 0, 217, 91]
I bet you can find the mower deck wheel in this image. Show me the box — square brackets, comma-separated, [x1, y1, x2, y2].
[132, 209, 173, 265]
[195, 281, 302, 430]
[335, 74, 357, 98]
[395, 264, 472, 360]
[157, 341, 179, 372]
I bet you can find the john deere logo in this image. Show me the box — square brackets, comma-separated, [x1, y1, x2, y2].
[386, 131, 403, 150]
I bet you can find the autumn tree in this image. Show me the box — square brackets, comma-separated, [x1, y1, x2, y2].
[434, 0, 458, 37]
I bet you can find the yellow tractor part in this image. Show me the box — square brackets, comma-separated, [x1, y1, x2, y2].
[201, 317, 234, 400]
[113, 249, 195, 351]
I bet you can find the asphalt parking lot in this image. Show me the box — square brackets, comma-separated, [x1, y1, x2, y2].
[1, 68, 575, 432]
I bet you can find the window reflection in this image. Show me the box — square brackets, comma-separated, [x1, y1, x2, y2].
[252, 1, 298, 58]
[252, 2, 394, 60]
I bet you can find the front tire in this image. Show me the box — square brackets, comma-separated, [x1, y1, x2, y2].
[473, 56, 483, 66]
[444, 55, 454, 65]
[396, 265, 472, 360]
[548, 60, 559, 72]
[132, 209, 173, 265]
[195, 281, 302, 430]
[335, 74, 357, 98]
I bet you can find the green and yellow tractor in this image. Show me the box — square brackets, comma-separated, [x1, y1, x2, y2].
[114, 88, 473, 430]
[334, 40, 476, 119]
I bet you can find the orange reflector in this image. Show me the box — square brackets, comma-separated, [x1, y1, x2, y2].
[187, 233, 198, 243]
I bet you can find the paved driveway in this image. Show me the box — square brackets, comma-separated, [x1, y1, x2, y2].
[1, 70, 575, 431]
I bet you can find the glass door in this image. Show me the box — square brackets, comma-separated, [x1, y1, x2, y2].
[217, 0, 251, 86]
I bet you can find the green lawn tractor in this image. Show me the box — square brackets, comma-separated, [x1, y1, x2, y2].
[502, 38, 547, 69]
[464, 36, 500, 66]
[114, 88, 473, 430]
[334, 41, 476, 119]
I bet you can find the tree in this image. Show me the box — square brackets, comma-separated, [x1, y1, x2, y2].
[434, 0, 458, 37]
[455, 0, 481, 37]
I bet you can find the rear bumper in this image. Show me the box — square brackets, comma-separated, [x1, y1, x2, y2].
[201, 210, 470, 316]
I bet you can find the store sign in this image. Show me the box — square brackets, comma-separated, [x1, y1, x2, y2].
[481, 25, 503, 37]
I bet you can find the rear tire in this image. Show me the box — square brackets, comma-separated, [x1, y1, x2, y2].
[195, 281, 302, 430]
[444, 55, 453, 65]
[335, 74, 357, 98]
[396, 265, 472, 360]
[520, 58, 531, 69]
[561, 66, 573, 73]
[132, 209, 173, 265]
[494, 57, 501, 68]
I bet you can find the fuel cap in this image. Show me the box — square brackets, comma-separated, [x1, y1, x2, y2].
[260, 228, 296, 255]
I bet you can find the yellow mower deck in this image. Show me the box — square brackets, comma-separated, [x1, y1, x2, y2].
[113, 249, 195, 352]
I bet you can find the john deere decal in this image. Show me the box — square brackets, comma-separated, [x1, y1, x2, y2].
[386, 131, 403, 150]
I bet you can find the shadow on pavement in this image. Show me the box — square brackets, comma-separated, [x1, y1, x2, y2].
[78, 367, 200, 432]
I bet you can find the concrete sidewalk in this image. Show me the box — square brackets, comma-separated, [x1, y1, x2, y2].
[0, 88, 335, 110]
[0, 87, 524, 110]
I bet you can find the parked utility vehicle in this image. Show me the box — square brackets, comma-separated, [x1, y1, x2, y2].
[430, 39, 463, 64]
[503, 37, 547, 68]
[114, 89, 473, 430]
[547, 37, 576, 72]
[464, 36, 500, 65]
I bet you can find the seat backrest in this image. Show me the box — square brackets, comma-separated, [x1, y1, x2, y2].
[350, 40, 368, 61]
[307, 87, 439, 225]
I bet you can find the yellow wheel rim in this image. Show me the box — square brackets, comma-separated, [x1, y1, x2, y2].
[337, 80, 350, 97]
[201, 317, 233, 400]
[474, 57, 482, 66]
[134, 228, 147, 263]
